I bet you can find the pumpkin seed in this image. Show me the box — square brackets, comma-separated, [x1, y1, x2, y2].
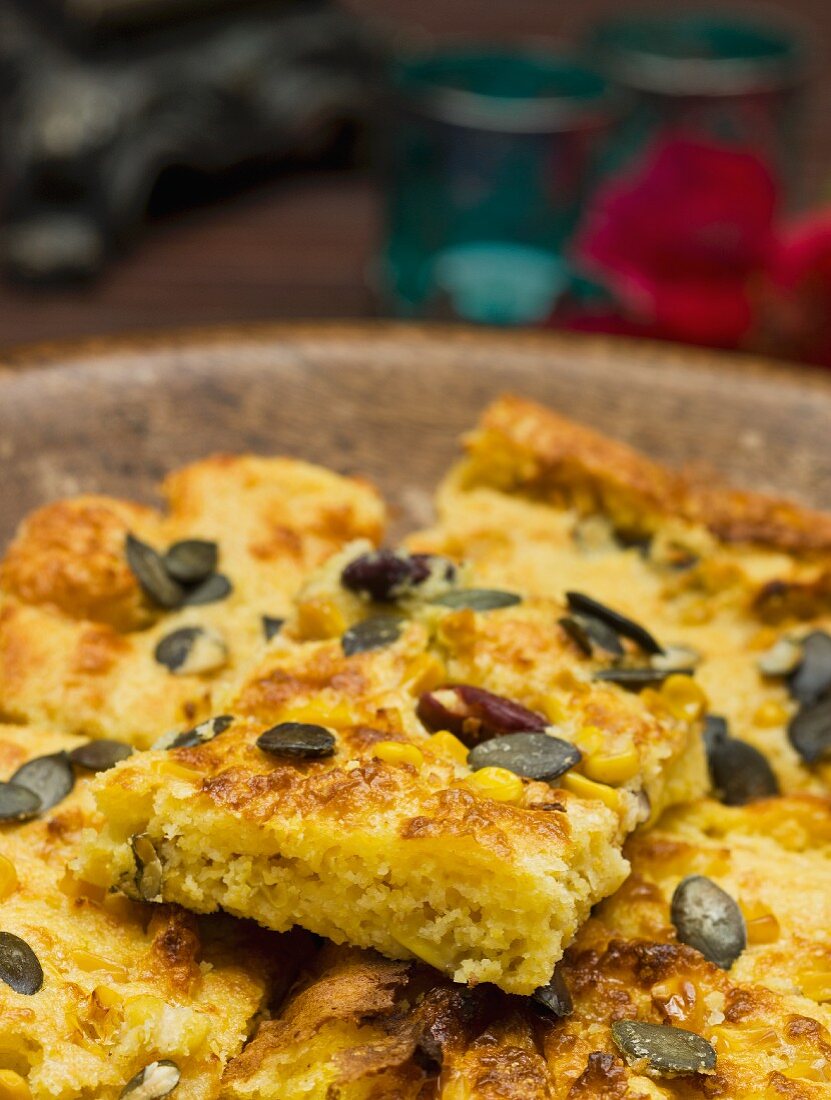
[757, 636, 802, 677]
[131, 834, 163, 902]
[257, 722, 336, 760]
[154, 626, 227, 675]
[163, 540, 218, 584]
[788, 694, 831, 764]
[565, 592, 664, 655]
[670, 875, 746, 970]
[262, 615, 285, 641]
[120, 1060, 180, 1099]
[417, 685, 547, 746]
[788, 631, 831, 705]
[68, 740, 134, 772]
[180, 573, 232, 607]
[0, 931, 43, 995]
[0, 782, 41, 821]
[125, 534, 185, 610]
[593, 667, 692, 690]
[652, 645, 701, 671]
[558, 616, 593, 656]
[702, 715, 729, 753]
[611, 1020, 716, 1076]
[532, 963, 572, 1016]
[431, 588, 521, 611]
[342, 616, 403, 656]
[11, 752, 74, 812]
[468, 733, 581, 782]
[707, 736, 778, 805]
[164, 715, 233, 750]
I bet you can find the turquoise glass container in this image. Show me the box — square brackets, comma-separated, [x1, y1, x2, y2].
[587, 13, 811, 195]
[380, 49, 620, 325]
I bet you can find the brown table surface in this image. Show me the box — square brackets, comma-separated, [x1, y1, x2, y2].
[1, 0, 829, 350]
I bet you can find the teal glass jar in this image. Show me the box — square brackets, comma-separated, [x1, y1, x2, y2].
[587, 12, 811, 195]
[380, 49, 620, 325]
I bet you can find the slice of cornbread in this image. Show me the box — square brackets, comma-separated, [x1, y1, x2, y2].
[0, 456, 384, 747]
[0, 722, 305, 1100]
[409, 395, 831, 792]
[80, 555, 705, 995]
[221, 794, 831, 1100]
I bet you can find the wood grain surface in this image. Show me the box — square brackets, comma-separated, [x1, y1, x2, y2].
[2, 323, 831, 548]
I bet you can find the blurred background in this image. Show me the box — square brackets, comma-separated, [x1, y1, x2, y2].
[2, 0, 831, 366]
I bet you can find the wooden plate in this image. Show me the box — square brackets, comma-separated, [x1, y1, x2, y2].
[3, 322, 831, 547]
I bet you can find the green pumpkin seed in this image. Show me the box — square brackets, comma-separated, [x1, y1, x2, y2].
[0, 782, 41, 822]
[757, 636, 802, 677]
[180, 573, 233, 607]
[532, 963, 572, 1016]
[342, 616, 403, 656]
[431, 588, 521, 611]
[163, 540, 218, 584]
[611, 1019, 715, 1076]
[0, 931, 43, 995]
[262, 616, 285, 641]
[125, 534, 184, 609]
[131, 834, 163, 902]
[789, 694, 831, 764]
[154, 627, 227, 675]
[565, 592, 663, 655]
[68, 740, 134, 772]
[707, 736, 778, 805]
[166, 715, 233, 750]
[594, 667, 692, 690]
[11, 752, 74, 812]
[120, 1060, 180, 1099]
[257, 722, 336, 760]
[788, 631, 831, 705]
[467, 733, 581, 782]
[670, 875, 746, 970]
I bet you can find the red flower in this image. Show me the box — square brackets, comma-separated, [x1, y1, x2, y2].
[571, 138, 778, 347]
[759, 210, 831, 367]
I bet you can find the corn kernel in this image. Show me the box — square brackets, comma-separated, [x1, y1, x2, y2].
[461, 767, 524, 805]
[660, 674, 708, 721]
[394, 930, 446, 970]
[749, 626, 780, 651]
[0, 1070, 31, 1100]
[582, 747, 640, 786]
[282, 700, 356, 727]
[800, 972, 831, 1002]
[124, 993, 166, 1029]
[295, 596, 346, 641]
[92, 984, 123, 1012]
[427, 730, 469, 766]
[0, 855, 17, 901]
[152, 760, 203, 782]
[373, 741, 424, 769]
[753, 700, 789, 728]
[71, 949, 128, 980]
[404, 653, 445, 695]
[559, 771, 622, 813]
[573, 725, 605, 755]
[745, 914, 780, 945]
[542, 695, 568, 724]
[680, 602, 713, 626]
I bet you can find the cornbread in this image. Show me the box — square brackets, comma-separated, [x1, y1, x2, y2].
[410, 395, 831, 791]
[78, 554, 706, 994]
[222, 794, 831, 1099]
[0, 722, 304, 1100]
[0, 456, 384, 747]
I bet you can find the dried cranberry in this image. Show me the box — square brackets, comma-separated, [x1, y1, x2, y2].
[416, 685, 547, 746]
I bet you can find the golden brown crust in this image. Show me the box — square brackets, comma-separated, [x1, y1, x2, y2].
[468, 395, 831, 555]
[0, 497, 158, 630]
